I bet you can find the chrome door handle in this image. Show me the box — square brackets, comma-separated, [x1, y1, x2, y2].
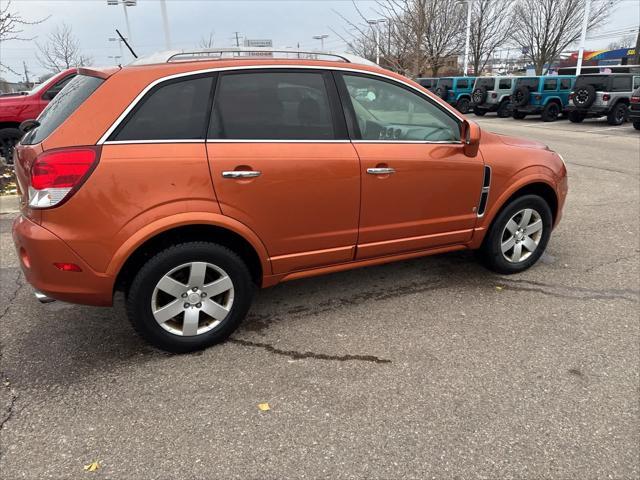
[222, 170, 261, 179]
[366, 167, 396, 175]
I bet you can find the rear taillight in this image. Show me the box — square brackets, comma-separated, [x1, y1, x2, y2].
[29, 147, 100, 208]
[569, 93, 574, 100]
[491, 92, 497, 98]
[602, 94, 610, 101]
[631, 96, 640, 104]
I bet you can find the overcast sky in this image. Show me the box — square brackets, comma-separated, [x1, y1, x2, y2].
[1, 0, 638, 82]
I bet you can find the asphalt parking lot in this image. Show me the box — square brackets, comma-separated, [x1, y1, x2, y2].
[1, 117, 638, 479]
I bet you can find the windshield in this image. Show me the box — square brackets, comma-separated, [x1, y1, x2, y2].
[515, 77, 540, 90]
[475, 78, 494, 89]
[575, 75, 608, 91]
[22, 75, 104, 145]
[28, 81, 50, 95]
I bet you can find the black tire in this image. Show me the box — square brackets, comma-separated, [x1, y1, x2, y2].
[573, 84, 596, 108]
[497, 100, 511, 118]
[512, 110, 527, 120]
[435, 86, 449, 100]
[606, 103, 628, 126]
[126, 242, 254, 353]
[473, 106, 487, 116]
[513, 86, 530, 107]
[472, 87, 487, 105]
[478, 195, 553, 274]
[633, 121, 640, 131]
[0, 128, 23, 165]
[456, 97, 471, 114]
[568, 110, 586, 123]
[541, 102, 561, 122]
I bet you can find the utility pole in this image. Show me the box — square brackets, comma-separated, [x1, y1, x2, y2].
[234, 32, 241, 47]
[462, 0, 472, 76]
[313, 34, 328, 51]
[159, 0, 171, 49]
[367, 19, 386, 65]
[633, 28, 640, 65]
[22, 61, 30, 86]
[576, 0, 592, 76]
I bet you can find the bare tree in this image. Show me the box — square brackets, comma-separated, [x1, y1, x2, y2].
[0, 0, 48, 75]
[36, 23, 91, 73]
[606, 33, 635, 50]
[199, 31, 215, 49]
[333, 0, 464, 76]
[469, 0, 515, 75]
[510, 0, 611, 75]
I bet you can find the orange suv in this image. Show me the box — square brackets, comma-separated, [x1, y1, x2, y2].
[12, 50, 568, 352]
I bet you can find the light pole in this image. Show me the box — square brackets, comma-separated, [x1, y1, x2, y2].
[107, 0, 136, 54]
[159, 0, 172, 50]
[459, 0, 473, 76]
[367, 19, 386, 65]
[108, 55, 122, 65]
[312, 34, 329, 51]
[576, 0, 592, 76]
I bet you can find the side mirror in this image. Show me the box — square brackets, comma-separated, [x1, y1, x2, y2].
[462, 119, 481, 157]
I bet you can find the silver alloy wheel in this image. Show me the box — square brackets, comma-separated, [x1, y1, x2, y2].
[500, 208, 543, 263]
[151, 262, 234, 336]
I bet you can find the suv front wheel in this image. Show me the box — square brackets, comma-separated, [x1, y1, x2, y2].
[126, 242, 254, 353]
[478, 195, 552, 274]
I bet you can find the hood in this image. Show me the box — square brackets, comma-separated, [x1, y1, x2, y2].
[495, 133, 549, 150]
[0, 93, 32, 105]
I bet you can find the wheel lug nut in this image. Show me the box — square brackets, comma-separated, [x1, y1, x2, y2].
[181, 293, 187, 298]
[183, 303, 190, 308]
[196, 302, 202, 308]
[201, 292, 207, 297]
[192, 287, 198, 292]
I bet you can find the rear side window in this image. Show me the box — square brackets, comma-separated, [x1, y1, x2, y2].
[575, 75, 607, 91]
[418, 79, 434, 88]
[209, 71, 339, 140]
[456, 78, 469, 89]
[634, 77, 640, 89]
[611, 76, 632, 92]
[517, 78, 540, 90]
[112, 75, 213, 141]
[23, 75, 104, 145]
[438, 78, 453, 89]
[476, 78, 494, 89]
[498, 78, 512, 89]
[560, 78, 572, 90]
[543, 78, 557, 91]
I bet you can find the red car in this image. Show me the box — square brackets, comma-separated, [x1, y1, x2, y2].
[0, 69, 76, 162]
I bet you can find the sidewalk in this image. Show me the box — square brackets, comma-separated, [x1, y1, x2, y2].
[0, 194, 19, 214]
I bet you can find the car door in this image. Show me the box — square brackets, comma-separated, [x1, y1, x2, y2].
[206, 69, 361, 274]
[336, 72, 484, 260]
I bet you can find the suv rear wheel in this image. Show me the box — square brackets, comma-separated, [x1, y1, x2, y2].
[126, 242, 254, 353]
[607, 103, 628, 126]
[497, 100, 511, 118]
[541, 102, 561, 122]
[473, 106, 487, 116]
[513, 111, 527, 120]
[478, 195, 552, 274]
[633, 121, 640, 131]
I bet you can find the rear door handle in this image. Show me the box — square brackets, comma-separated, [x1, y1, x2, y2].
[366, 167, 396, 175]
[222, 170, 261, 179]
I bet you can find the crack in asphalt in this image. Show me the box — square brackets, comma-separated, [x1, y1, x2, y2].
[583, 253, 640, 273]
[497, 278, 638, 302]
[0, 270, 23, 454]
[229, 338, 392, 364]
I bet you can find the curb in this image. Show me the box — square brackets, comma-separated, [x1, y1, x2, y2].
[0, 194, 20, 214]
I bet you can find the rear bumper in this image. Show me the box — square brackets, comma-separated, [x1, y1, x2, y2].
[566, 105, 609, 116]
[628, 107, 640, 121]
[12, 215, 114, 306]
[471, 102, 499, 112]
[514, 105, 543, 114]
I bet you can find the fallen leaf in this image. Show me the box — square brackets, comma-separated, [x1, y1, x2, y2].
[84, 461, 100, 472]
[257, 402, 270, 411]
[495, 286, 503, 291]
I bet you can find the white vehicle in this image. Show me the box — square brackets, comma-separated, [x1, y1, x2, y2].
[471, 76, 515, 118]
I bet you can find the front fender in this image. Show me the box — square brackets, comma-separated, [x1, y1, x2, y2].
[106, 211, 272, 277]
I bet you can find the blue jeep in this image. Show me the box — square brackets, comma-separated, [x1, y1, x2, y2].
[511, 75, 576, 121]
[434, 76, 477, 114]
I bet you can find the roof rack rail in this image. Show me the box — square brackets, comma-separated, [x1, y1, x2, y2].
[130, 47, 378, 67]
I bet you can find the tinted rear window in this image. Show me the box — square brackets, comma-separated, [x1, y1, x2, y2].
[575, 75, 608, 91]
[418, 79, 435, 88]
[498, 78, 512, 89]
[112, 75, 213, 141]
[475, 78, 494, 89]
[438, 78, 453, 89]
[23, 75, 104, 145]
[611, 76, 632, 92]
[209, 71, 337, 140]
[456, 78, 470, 89]
[543, 78, 557, 90]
